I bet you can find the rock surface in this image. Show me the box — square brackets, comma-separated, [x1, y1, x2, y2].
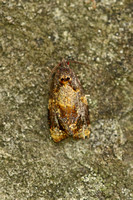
[0, 0, 132, 199]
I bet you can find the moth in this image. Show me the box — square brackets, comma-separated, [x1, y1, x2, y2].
[48, 59, 90, 142]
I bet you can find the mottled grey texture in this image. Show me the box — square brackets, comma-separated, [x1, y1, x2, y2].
[0, 0, 132, 199]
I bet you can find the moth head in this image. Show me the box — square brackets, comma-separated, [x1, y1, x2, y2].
[57, 59, 73, 84]
[59, 59, 70, 69]
[60, 75, 72, 85]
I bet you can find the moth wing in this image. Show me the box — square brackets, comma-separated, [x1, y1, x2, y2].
[48, 99, 68, 142]
[73, 95, 90, 139]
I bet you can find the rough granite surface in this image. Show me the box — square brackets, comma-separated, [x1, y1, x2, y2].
[0, 0, 132, 199]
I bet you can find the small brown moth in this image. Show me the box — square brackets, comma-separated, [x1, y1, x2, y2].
[48, 59, 90, 142]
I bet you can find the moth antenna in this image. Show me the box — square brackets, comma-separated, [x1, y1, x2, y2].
[69, 60, 87, 66]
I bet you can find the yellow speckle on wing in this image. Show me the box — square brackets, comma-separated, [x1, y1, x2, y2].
[80, 96, 88, 105]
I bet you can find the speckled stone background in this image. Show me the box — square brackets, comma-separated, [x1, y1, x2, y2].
[0, 0, 132, 199]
